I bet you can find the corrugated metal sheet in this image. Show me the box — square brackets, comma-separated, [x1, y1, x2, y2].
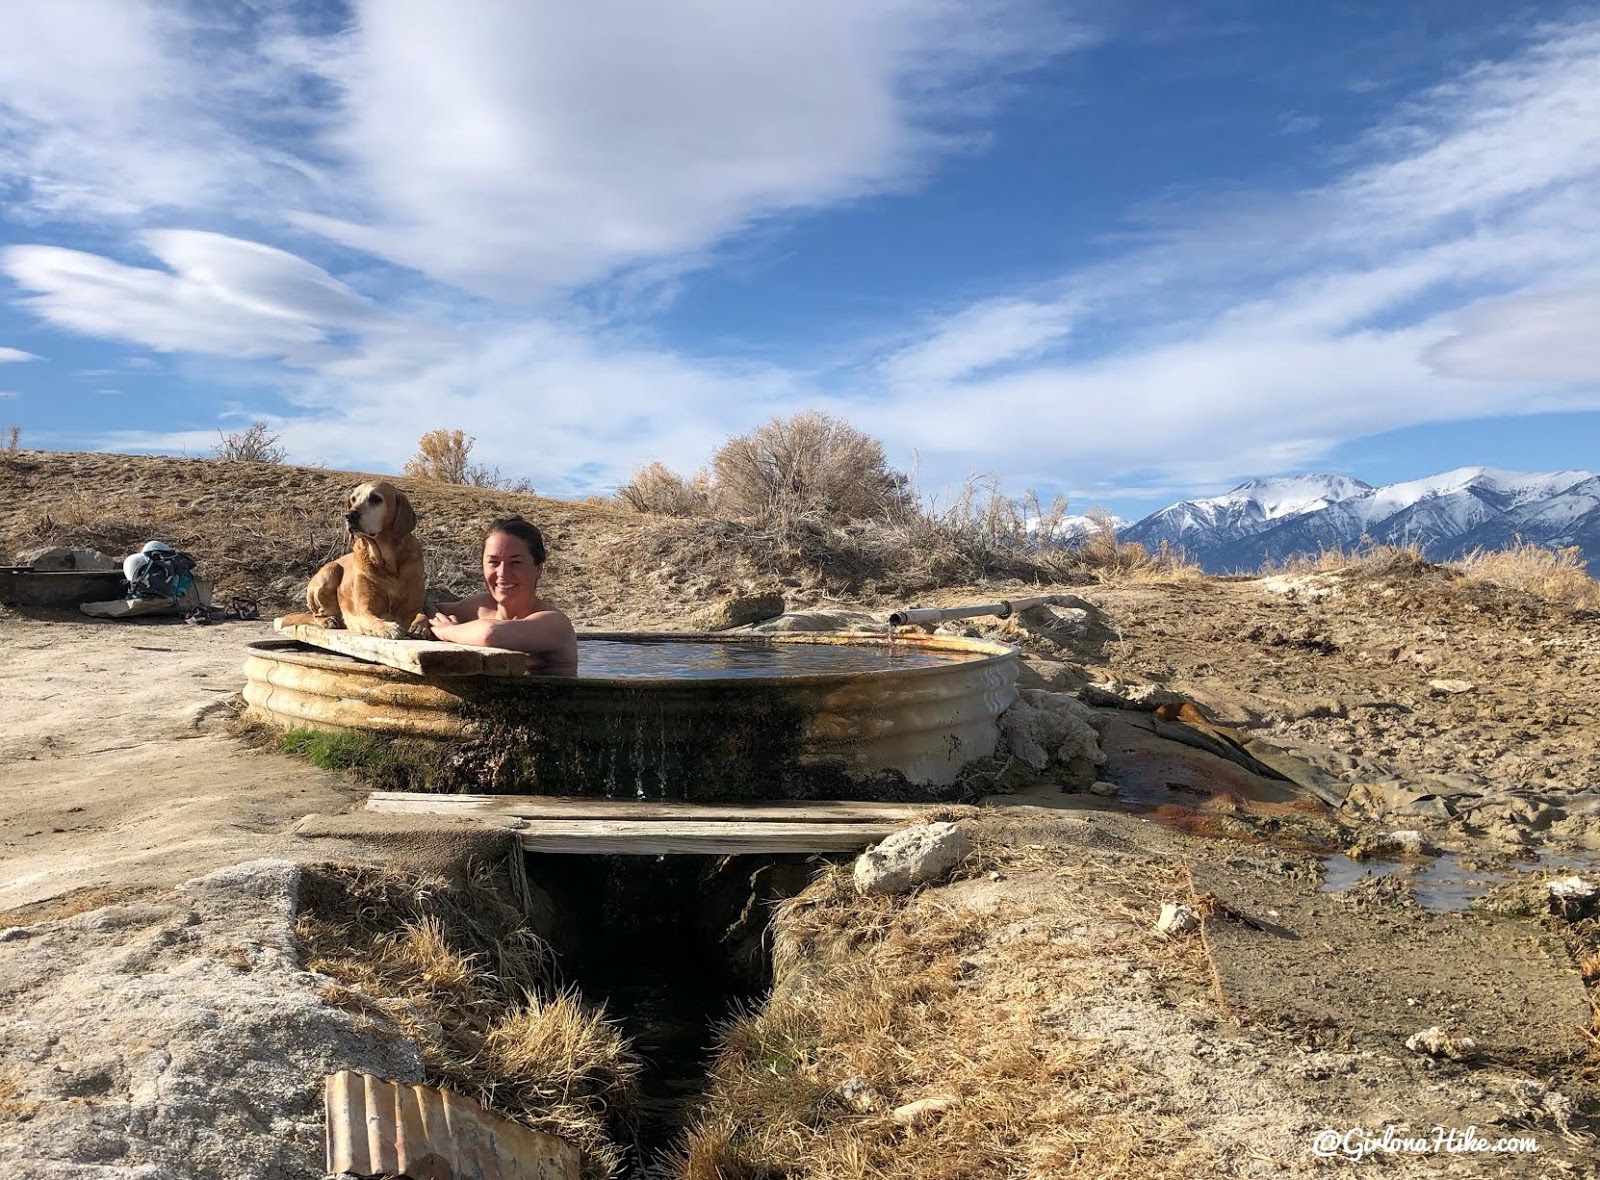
[324, 1071, 579, 1180]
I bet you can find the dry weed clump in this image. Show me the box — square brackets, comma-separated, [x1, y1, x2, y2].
[681, 838, 1217, 1180]
[296, 862, 642, 1179]
[1455, 540, 1600, 610]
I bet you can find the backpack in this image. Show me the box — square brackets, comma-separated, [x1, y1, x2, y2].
[128, 549, 198, 599]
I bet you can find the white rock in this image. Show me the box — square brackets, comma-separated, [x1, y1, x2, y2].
[1405, 1026, 1476, 1060]
[1155, 902, 1199, 936]
[1427, 679, 1476, 696]
[890, 1095, 958, 1126]
[1088, 780, 1118, 797]
[854, 822, 973, 895]
[997, 689, 1103, 781]
[837, 1076, 883, 1113]
[1378, 829, 1437, 856]
[1081, 681, 1182, 711]
[1547, 875, 1597, 901]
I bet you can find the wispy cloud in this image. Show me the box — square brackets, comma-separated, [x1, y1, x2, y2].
[0, 347, 39, 362]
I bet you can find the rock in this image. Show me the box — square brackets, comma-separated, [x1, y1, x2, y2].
[890, 1095, 959, 1126]
[997, 689, 1103, 783]
[12, 546, 120, 571]
[1547, 876, 1599, 920]
[690, 592, 785, 632]
[1088, 780, 1118, 798]
[837, 1076, 883, 1113]
[1349, 829, 1438, 858]
[1081, 681, 1182, 711]
[1155, 902, 1199, 936]
[854, 822, 972, 895]
[1405, 1026, 1476, 1060]
[1427, 679, 1476, 696]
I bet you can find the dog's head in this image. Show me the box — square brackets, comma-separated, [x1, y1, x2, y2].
[345, 480, 416, 539]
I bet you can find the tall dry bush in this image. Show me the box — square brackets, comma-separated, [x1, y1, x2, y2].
[616, 460, 711, 517]
[711, 410, 910, 523]
[213, 420, 287, 463]
[404, 428, 535, 494]
[3, 425, 19, 452]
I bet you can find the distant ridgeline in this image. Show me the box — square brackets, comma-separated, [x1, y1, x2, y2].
[1116, 468, 1600, 575]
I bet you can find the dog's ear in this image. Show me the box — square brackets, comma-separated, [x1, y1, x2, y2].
[390, 490, 417, 537]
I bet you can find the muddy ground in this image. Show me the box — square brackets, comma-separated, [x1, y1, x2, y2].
[2, 451, 1599, 1176]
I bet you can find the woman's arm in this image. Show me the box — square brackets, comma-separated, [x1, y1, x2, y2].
[430, 609, 576, 657]
[427, 592, 492, 627]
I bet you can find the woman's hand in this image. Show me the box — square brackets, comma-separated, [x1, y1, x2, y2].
[428, 612, 466, 643]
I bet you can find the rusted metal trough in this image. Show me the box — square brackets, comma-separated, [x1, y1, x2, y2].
[243, 630, 1020, 799]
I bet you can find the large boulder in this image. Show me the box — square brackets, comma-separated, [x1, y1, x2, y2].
[12, 546, 120, 571]
[691, 592, 785, 632]
[854, 822, 972, 895]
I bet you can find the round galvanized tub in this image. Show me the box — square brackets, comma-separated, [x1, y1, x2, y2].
[242, 632, 1019, 799]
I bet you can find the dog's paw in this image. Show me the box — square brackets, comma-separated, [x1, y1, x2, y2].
[315, 615, 343, 630]
[406, 614, 434, 641]
[378, 621, 407, 641]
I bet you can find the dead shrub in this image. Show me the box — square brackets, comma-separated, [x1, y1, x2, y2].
[404, 428, 536, 495]
[711, 411, 911, 523]
[3, 425, 19, 452]
[1454, 539, 1600, 610]
[213, 420, 287, 463]
[617, 461, 711, 517]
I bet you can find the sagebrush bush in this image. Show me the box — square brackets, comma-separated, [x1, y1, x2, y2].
[616, 460, 711, 516]
[3, 425, 19, 452]
[711, 410, 911, 523]
[403, 428, 535, 494]
[214, 420, 287, 463]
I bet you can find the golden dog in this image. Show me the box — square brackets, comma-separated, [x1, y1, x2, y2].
[284, 480, 428, 639]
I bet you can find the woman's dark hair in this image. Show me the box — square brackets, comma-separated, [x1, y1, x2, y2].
[485, 516, 547, 563]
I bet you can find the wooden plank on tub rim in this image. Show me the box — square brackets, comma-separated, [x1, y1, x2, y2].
[274, 620, 529, 677]
[366, 791, 939, 824]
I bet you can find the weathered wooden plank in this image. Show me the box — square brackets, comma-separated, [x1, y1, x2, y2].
[514, 819, 900, 855]
[275, 620, 529, 677]
[366, 791, 937, 824]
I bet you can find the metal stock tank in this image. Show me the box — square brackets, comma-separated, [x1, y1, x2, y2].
[242, 631, 1019, 800]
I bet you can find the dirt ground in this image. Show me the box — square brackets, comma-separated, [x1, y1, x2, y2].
[3, 451, 1600, 1176]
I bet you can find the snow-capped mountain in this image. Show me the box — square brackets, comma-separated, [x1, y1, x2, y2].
[1118, 467, 1600, 573]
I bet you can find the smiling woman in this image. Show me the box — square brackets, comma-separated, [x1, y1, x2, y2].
[427, 516, 579, 674]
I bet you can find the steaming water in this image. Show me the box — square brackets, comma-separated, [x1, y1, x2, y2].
[566, 637, 975, 679]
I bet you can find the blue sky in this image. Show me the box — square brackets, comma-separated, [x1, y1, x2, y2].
[2, 1, 1599, 523]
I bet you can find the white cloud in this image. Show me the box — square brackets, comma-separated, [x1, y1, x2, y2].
[1427, 285, 1600, 382]
[291, 0, 1075, 296]
[882, 297, 1077, 387]
[0, 347, 39, 362]
[0, 389, 16, 398]
[2, 230, 430, 371]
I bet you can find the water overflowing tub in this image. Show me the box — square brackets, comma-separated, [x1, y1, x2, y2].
[242, 631, 1019, 799]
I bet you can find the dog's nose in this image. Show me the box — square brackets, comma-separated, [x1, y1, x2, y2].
[344, 511, 362, 526]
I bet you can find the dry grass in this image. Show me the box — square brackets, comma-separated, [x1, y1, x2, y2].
[1260, 537, 1436, 580]
[1455, 540, 1600, 610]
[296, 862, 642, 1179]
[679, 833, 1217, 1180]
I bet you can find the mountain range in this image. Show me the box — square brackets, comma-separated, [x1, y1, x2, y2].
[1114, 467, 1600, 574]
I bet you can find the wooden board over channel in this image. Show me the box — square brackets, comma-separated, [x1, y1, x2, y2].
[366, 792, 934, 854]
[274, 620, 529, 677]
